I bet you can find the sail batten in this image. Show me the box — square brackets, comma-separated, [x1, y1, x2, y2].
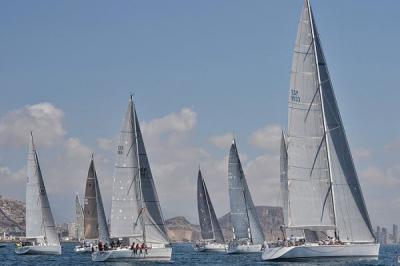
[228, 140, 264, 244]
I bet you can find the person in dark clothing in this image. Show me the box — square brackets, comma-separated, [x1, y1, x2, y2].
[98, 241, 103, 251]
[116, 239, 121, 247]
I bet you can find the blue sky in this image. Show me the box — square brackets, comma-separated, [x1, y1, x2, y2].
[0, 1, 400, 229]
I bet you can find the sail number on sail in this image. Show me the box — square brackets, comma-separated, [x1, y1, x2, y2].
[290, 89, 300, 102]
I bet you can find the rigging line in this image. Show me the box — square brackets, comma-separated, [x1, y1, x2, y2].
[304, 82, 321, 122]
[320, 185, 332, 223]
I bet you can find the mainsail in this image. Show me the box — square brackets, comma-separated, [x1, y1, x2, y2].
[84, 158, 99, 240]
[26, 133, 60, 246]
[286, 0, 375, 243]
[93, 159, 110, 244]
[110, 96, 169, 245]
[228, 139, 264, 244]
[75, 194, 84, 240]
[197, 169, 225, 243]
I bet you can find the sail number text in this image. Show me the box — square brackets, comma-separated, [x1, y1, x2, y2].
[291, 89, 300, 102]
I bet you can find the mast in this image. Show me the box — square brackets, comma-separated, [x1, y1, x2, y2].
[132, 95, 146, 243]
[306, 0, 338, 237]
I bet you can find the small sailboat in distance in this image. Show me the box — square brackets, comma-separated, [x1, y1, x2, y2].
[74, 156, 102, 253]
[194, 168, 227, 252]
[262, 0, 379, 260]
[227, 139, 265, 254]
[92, 95, 171, 262]
[15, 132, 61, 255]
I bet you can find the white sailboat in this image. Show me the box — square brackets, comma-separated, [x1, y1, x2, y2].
[74, 156, 102, 253]
[15, 133, 61, 255]
[194, 168, 227, 252]
[92, 95, 172, 262]
[262, 0, 379, 260]
[227, 139, 265, 254]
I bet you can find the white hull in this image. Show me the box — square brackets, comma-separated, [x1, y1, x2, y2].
[194, 242, 227, 252]
[227, 243, 262, 254]
[262, 243, 380, 261]
[74, 245, 93, 253]
[92, 246, 172, 262]
[15, 245, 61, 255]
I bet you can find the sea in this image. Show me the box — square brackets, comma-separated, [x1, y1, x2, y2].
[0, 243, 398, 266]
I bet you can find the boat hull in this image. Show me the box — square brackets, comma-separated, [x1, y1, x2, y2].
[227, 243, 262, 254]
[261, 243, 380, 261]
[194, 242, 227, 252]
[15, 245, 61, 255]
[92, 246, 172, 262]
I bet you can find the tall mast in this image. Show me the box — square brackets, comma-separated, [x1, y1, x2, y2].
[306, 0, 338, 237]
[132, 95, 146, 243]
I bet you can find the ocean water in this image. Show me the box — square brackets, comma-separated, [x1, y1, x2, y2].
[0, 243, 398, 266]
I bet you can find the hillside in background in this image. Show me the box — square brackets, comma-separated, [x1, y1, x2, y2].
[0, 196, 25, 234]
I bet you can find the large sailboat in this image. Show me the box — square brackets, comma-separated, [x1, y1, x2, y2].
[227, 139, 265, 254]
[74, 156, 102, 253]
[92, 96, 172, 262]
[15, 133, 61, 255]
[194, 168, 227, 252]
[262, 0, 379, 260]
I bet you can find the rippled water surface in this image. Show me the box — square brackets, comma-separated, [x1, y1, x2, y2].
[0, 243, 398, 265]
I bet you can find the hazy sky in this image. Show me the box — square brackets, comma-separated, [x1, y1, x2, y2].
[1, 0, 400, 230]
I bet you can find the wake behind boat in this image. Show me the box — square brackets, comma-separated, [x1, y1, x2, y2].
[91, 95, 172, 262]
[194, 168, 227, 252]
[227, 139, 265, 254]
[15, 133, 61, 255]
[262, 0, 379, 261]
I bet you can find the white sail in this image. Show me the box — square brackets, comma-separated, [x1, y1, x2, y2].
[75, 194, 84, 240]
[280, 132, 288, 226]
[26, 133, 60, 246]
[110, 97, 143, 239]
[93, 159, 110, 244]
[286, 0, 335, 231]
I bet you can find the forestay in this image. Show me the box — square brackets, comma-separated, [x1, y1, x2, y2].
[228, 140, 264, 244]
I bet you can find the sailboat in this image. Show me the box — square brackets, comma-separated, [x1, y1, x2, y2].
[75, 194, 84, 242]
[194, 168, 227, 252]
[92, 95, 172, 262]
[227, 139, 265, 254]
[262, 0, 380, 260]
[15, 133, 61, 255]
[74, 156, 102, 253]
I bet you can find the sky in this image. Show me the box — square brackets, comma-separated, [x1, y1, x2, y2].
[1, 0, 400, 230]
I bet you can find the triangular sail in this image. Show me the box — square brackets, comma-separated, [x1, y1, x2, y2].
[84, 159, 99, 240]
[134, 110, 169, 244]
[93, 160, 110, 244]
[110, 97, 143, 239]
[309, 1, 375, 243]
[25, 133, 60, 246]
[197, 169, 225, 243]
[75, 194, 84, 241]
[228, 140, 264, 244]
[286, 0, 335, 231]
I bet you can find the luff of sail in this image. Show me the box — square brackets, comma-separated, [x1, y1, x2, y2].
[307, 1, 375, 243]
[280, 132, 288, 227]
[92, 158, 110, 244]
[228, 139, 264, 244]
[75, 194, 84, 240]
[197, 169, 225, 243]
[134, 109, 169, 244]
[286, 0, 335, 231]
[26, 133, 60, 246]
[84, 159, 99, 240]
